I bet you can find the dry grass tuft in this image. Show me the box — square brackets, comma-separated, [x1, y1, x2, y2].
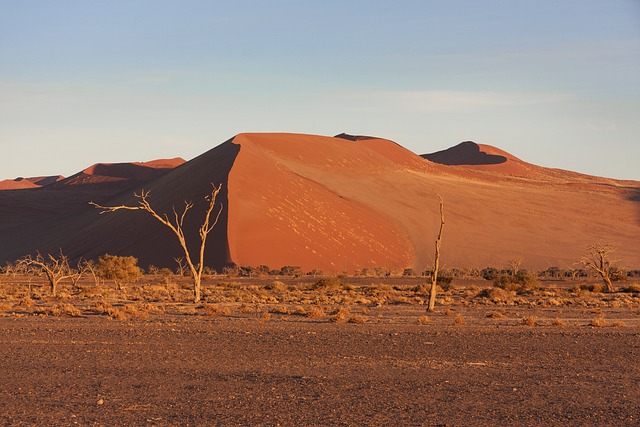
[92, 301, 113, 314]
[331, 307, 351, 323]
[551, 318, 565, 327]
[123, 304, 148, 319]
[15, 296, 35, 308]
[348, 314, 367, 324]
[521, 316, 537, 326]
[269, 305, 291, 315]
[106, 307, 128, 321]
[202, 304, 231, 317]
[453, 314, 464, 325]
[51, 303, 82, 317]
[589, 316, 607, 327]
[611, 320, 626, 327]
[417, 315, 430, 325]
[306, 305, 326, 319]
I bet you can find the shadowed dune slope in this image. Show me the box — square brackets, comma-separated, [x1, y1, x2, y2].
[0, 133, 638, 272]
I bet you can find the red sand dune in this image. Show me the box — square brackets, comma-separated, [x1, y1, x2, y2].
[0, 134, 638, 272]
[0, 178, 40, 190]
[54, 158, 186, 187]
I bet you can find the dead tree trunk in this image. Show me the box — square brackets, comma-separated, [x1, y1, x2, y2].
[91, 183, 223, 303]
[428, 195, 445, 312]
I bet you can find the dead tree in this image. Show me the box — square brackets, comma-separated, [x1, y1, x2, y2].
[18, 250, 78, 297]
[428, 195, 445, 312]
[507, 258, 524, 277]
[580, 244, 617, 293]
[90, 183, 223, 303]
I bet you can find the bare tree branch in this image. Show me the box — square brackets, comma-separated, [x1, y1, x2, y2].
[580, 244, 617, 293]
[90, 183, 223, 303]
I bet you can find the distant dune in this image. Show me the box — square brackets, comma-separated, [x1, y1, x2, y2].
[0, 134, 638, 272]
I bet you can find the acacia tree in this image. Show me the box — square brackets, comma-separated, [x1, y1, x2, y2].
[18, 250, 80, 297]
[427, 195, 445, 312]
[580, 244, 617, 293]
[90, 183, 223, 303]
[96, 254, 142, 290]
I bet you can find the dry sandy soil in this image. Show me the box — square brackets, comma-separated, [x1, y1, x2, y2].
[1, 276, 639, 426]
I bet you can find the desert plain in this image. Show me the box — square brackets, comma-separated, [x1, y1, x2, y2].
[1, 273, 639, 426]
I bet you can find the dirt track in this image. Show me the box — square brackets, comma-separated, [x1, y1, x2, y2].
[1, 315, 639, 426]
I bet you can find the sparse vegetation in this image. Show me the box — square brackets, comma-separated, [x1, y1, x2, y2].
[0, 264, 638, 328]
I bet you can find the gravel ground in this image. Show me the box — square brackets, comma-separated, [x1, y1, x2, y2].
[1, 315, 639, 426]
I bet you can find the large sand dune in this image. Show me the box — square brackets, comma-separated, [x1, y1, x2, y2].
[0, 133, 638, 272]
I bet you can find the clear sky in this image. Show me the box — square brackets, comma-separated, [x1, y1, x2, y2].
[1, 1, 639, 180]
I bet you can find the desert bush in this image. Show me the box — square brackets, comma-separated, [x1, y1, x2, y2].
[50, 303, 82, 317]
[306, 305, 326, 318]
[476, 287, 508, 301]
[202, 304, 231, 317]
[589, 315, 607, 327]
[417, 315, 430, 325]
[96, 255, 142, 290]
[269, 305, 291, 315]
[494, 272, 539, 292]
[453, 314, 464, 325]
[482, 267, 499, 280]
[106, 307, 128, 320]
[575, 283, 604, 293]
[551, 318, 565, 326]
[521, 316, 537, 326]
[331, 307, 351, 323]
[15, 296, 35, 308]
[312, 278, 343, 291]
[348, 314, 367, 324]
[123, 304, 149, 319]
[437, 276, 454, 291]
[265, 281, 288, 292]
[92, 301, 113, 314]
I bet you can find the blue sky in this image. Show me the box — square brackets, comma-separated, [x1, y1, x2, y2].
[1, 1, 639, 180]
